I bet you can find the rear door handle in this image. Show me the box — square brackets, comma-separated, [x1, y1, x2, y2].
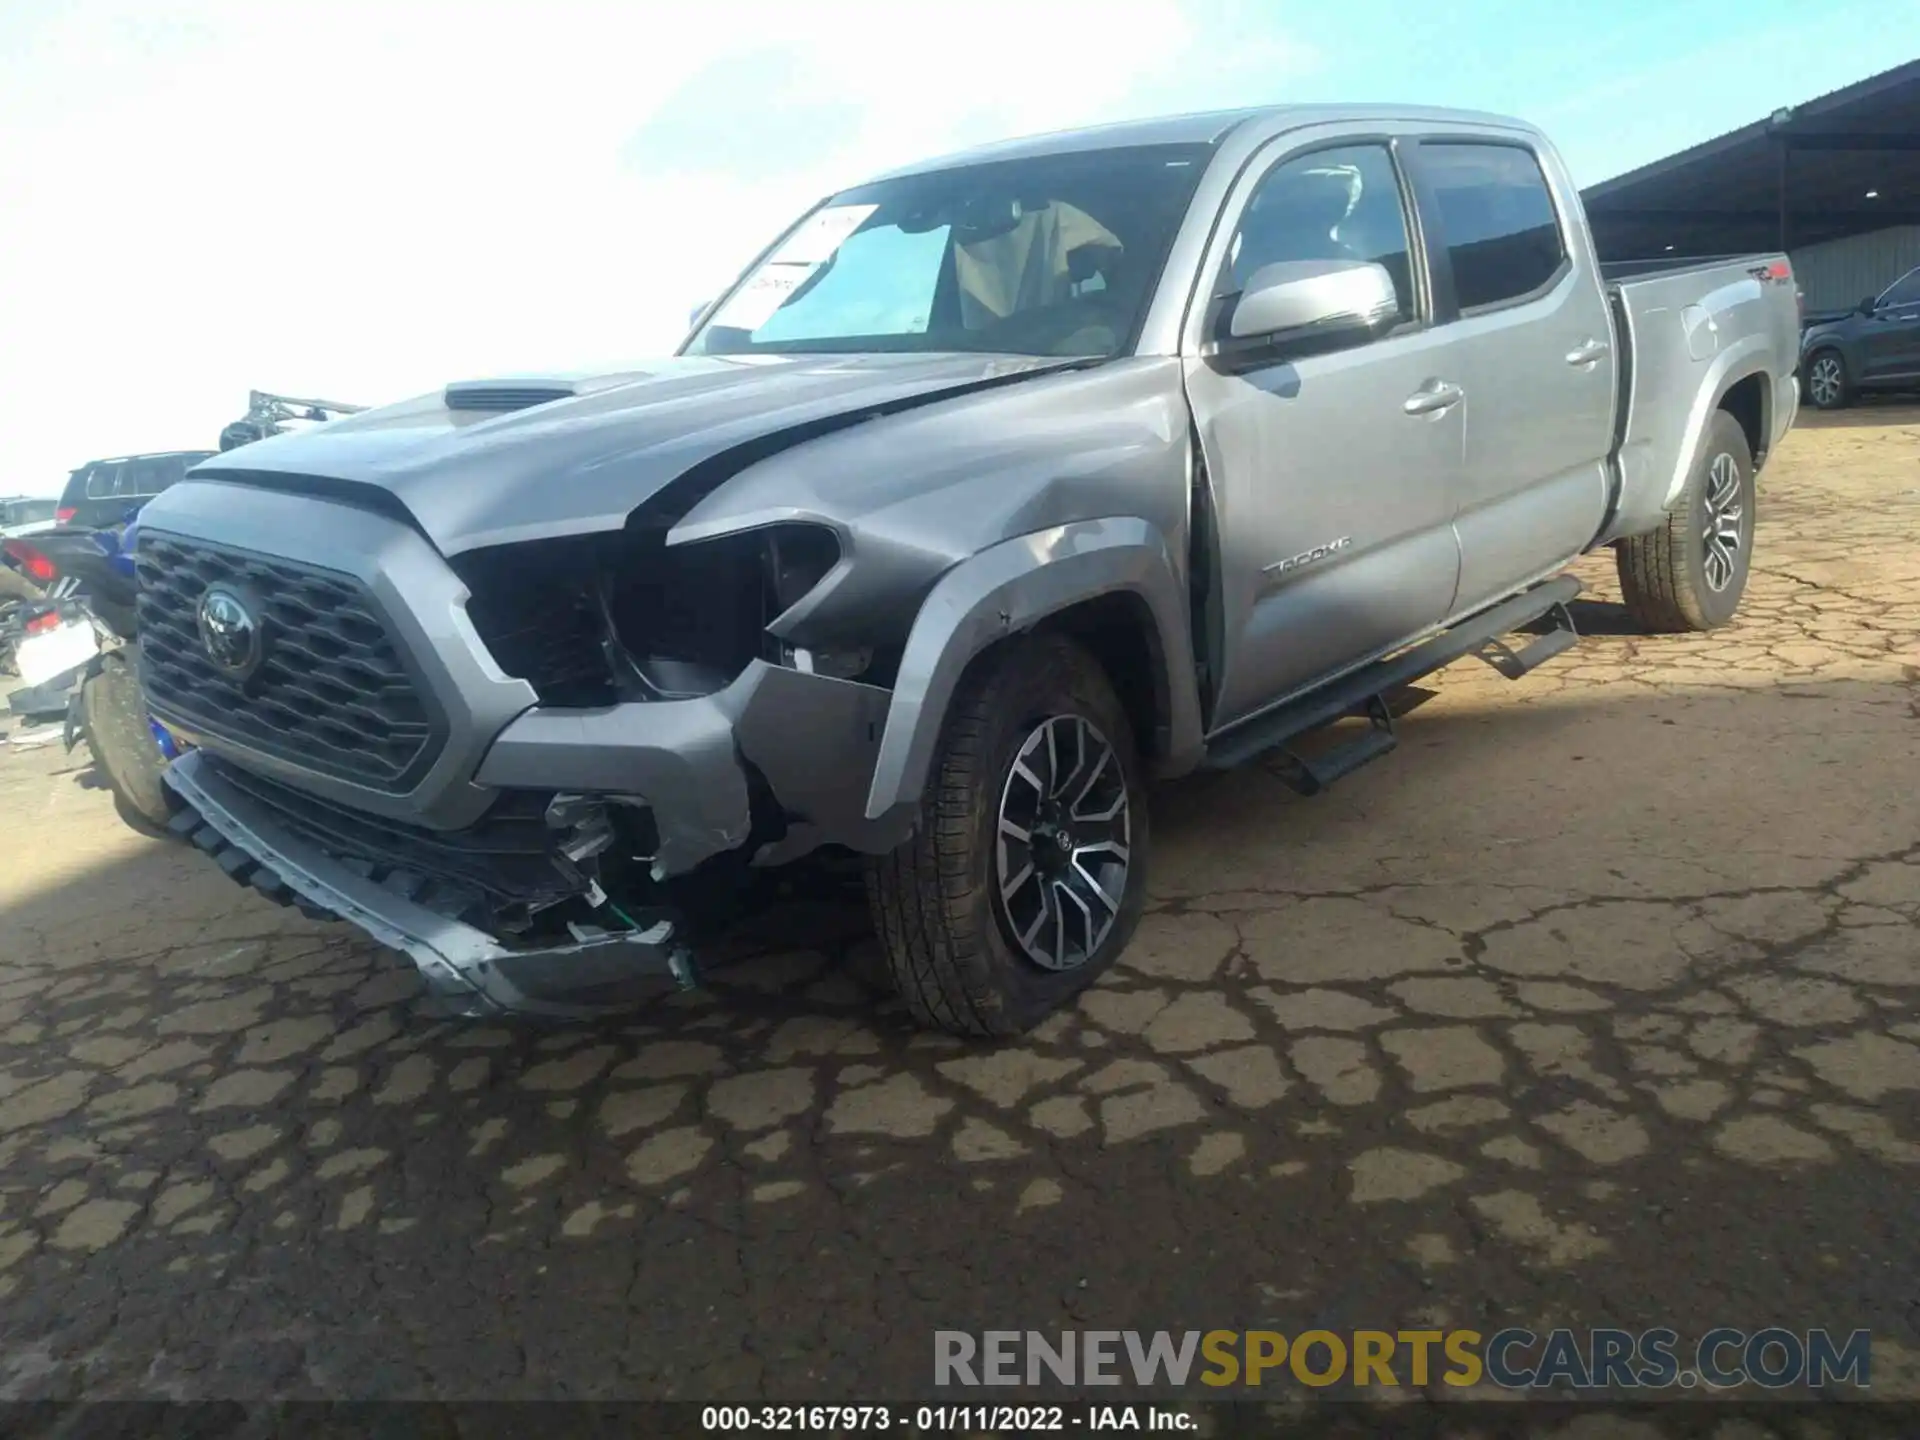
[1403, 380, 1464, 416]
[1566, 338, 1610, 366]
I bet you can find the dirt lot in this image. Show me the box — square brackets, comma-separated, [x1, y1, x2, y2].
[1, 405, 1917, 1404]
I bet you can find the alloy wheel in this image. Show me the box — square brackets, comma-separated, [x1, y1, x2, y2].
[1808, 355, 1842, 408]
[993, 714, 1132, 971]
[1701, 451, 1746, 593]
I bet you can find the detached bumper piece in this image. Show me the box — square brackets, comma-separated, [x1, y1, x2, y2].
[162, 748, 697, 1018]
[8, 667, 85, 722]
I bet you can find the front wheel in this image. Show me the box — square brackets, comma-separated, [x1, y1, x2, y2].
[1616, 409, 1756, 633]
[79, 652, 179, 838]
[866, 634, 1149, 1037]
[1804, 349, 1850, 411]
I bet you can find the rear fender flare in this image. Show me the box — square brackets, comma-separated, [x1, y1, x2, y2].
[862, 517, 1204, 825]
[1663, 337, 1774, 510]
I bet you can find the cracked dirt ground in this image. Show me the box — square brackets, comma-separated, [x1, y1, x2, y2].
[0, 406, 1917, 1404]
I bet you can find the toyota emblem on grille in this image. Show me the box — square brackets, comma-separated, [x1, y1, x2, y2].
[196, 584, 264, 677]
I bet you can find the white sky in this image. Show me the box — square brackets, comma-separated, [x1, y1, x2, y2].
[1, 0, 1264, 495]
[2, 0, 1906, 496]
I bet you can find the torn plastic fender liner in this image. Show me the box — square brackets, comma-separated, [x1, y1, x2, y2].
[472, 659, 904, 877]
[862, 516, 1208, 827]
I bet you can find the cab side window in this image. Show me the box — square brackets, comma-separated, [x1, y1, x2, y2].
[1219, 144, 1416, 330]
[1419, 142, 1567, 313]
[122, 456, 170, 497]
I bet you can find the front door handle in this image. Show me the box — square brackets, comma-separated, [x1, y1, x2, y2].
[1566, 337, 1610, 366]
[1403, 380, 1464, 416]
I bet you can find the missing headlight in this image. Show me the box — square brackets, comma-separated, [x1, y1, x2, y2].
[458, 524, 856, 704]
[764, 524, 841, 617]
[600, 522, 846, 696]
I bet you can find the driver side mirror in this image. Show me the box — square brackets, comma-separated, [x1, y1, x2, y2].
[688, 300, 712, 329]
[1857, 294, 1878, 317]
[1213, 260, 1400, 365]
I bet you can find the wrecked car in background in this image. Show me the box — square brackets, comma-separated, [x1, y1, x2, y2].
[135, 103, 1799, 1034]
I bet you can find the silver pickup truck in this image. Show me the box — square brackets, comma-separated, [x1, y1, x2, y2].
[137, 104, 1800, 1035]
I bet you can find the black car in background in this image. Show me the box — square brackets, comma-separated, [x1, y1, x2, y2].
[1801, 264, 1920, 410]
[55, 450, 215, 529]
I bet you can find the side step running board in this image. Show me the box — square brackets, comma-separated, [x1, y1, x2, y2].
[1471, 593, 1580, 679]
[1203, 575, 1582, 788]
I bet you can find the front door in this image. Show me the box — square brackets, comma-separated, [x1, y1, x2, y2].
[1182, 133, 1465, 734]
[1861, 266, 1920, 382]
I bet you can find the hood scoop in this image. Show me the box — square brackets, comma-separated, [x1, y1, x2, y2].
[444, 377, 580, 413]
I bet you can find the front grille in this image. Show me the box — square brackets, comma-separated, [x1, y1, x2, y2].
[203, 756, 578, 911]
[138, 532, 444, 791]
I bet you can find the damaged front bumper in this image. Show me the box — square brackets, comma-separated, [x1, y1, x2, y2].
[136, 482, 928, 1013]
[165, 747, 700, 1017]
[473, 658, 908, 875]
[161, 654, 916, 1017]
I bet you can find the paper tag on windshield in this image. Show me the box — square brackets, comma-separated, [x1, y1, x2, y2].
[769, 203, 879, 265]
[710, 263, 810, 332]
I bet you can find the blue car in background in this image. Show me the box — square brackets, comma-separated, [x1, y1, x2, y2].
[5, 510, 187, 834]
[1801, 263, 1920, 410]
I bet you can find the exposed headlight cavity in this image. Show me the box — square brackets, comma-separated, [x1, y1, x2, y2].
[454, 521, 863, 704]
[764, 523, 841, 618]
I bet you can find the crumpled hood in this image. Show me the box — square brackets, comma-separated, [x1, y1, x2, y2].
[175, 353, 1081, 555]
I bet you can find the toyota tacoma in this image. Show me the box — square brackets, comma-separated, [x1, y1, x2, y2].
[136, 104, 1801, 1034]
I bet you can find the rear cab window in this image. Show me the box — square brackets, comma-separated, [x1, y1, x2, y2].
[1414, 141, 1568, 315]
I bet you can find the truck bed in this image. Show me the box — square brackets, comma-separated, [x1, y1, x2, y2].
[1599, 255, 1762, 284]
[1596, 251, 1801, 545]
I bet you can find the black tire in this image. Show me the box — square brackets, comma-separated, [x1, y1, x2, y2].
[1803, 348, 1851, 411]
[1615, 409, 1756, 633]
[866, 633, 1150, 1037]
[80, 652, 179, 838]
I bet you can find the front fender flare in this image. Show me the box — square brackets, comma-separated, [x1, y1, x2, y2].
[862, 517, 1204, 825]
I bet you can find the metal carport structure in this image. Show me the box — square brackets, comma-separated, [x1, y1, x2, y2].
[1583, 60, 1920, 314]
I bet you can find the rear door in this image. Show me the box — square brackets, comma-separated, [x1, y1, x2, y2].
[1181, 125, 1465, 732]
[1404, 135, 1614, 614]
[1861, 267, 1920, 380]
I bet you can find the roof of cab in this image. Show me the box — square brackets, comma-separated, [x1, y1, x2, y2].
[859, 103, 1534, 183]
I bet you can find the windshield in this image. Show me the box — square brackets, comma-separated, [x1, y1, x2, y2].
[684, 143, 1212, 360]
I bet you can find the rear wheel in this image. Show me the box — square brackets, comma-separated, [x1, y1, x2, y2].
[1805, 349, 1851, 410]
[1616, 409, 1756, 633]
[866, 634, 1149, 1037]
[80, 652, 179, 838]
